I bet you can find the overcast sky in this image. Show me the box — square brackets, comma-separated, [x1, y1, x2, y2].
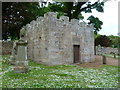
[40, 0, 119, 36]
[82, 0, 119, 36]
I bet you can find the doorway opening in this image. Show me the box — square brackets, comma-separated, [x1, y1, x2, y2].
[73, 45, 80, 63]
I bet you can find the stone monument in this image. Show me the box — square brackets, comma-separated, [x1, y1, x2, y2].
[14, 39, 28, 73]
[11, 27, 29, 73]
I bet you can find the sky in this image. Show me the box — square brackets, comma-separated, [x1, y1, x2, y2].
[82, 0, 119, 36]
[40, 0, 119, 36]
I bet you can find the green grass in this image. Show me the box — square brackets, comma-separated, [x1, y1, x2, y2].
[1, 55, 119, 88]
[102, 54, 120, 59]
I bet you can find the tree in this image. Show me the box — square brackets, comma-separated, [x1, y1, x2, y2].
[87, 15, 103, 34]
[95, 35, 112, 47]
[2, 1, 105, 40]
[108, 35, 120, 48]
[2, 2, 45, 40]
[46, 0, 104, 34]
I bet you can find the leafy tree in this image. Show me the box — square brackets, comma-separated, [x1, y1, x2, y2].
[87, 15, 103, 34]
[94, 34, 101, 39]
[2, 1, 105, 40]
[46, 0, 104, 34]
[108, 35, 120, 48]
[2, 2, 45, 40]
[95, 35, 112, 47]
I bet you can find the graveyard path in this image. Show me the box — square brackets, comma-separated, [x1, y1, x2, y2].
[76, 55, 119, 68]
[95, 55, 118, 66]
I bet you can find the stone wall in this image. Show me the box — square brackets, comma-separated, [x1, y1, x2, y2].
[96, 46, 120, 55]
[22, 12, 95, 65]
[0, 40, 13, 55]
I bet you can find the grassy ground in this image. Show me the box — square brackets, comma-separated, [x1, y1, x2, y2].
[1, 55, 119, 88]
[102, 54, 120, 59]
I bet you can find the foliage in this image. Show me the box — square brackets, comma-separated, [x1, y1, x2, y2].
[94, 34, 101, 39]
[95, 35, 112, 47]
[102, 54, 120, 59]
[108, 35, 120, 48]
[95, 34, 120, 48]
[1, 55, 119, 88]
[47, 1, 104, 33]
[2, 1, 105, 40]
[87, 15, 103, 34]
[2, 2, 45, 40]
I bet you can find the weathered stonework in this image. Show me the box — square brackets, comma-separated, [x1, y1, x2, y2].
[22, 12, 95, 66]
[0, 40, 13, 55]
[10, 28, 29, 73]
[96, 46, 120, 55]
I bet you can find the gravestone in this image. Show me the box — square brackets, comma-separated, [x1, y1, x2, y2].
[14, 40, 28, 73]
[97, 45, 102, 55]
[110, 52, 116, 58]
[114, 54, 116, 58]
[10, 28, 29, 73]
[102, 55, 107, 64]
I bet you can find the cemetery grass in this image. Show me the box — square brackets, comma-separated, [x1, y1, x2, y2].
[1, 55, 119, 88]
[102, 54, 120, 59]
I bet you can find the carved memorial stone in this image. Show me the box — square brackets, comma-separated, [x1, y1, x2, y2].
[10, 27, 29, 73]
[14, 40, 28, 73]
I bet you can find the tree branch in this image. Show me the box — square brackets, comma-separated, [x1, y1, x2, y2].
[80, 1, 99, 12]
[72, 2, 86, 19]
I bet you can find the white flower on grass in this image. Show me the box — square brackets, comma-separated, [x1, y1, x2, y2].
[90, 79, 96, 83]
[87, 85, 95, 88]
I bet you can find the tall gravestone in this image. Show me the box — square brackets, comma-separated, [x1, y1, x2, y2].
[102, 55, 107, 64]
[11, 27, 29, 73]
[14, 40, 28, 73]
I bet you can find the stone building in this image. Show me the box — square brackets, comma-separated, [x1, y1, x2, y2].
[22, 12, 94, 66]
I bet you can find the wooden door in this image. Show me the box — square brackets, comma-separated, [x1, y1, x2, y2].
[73, 45, 80, 63]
